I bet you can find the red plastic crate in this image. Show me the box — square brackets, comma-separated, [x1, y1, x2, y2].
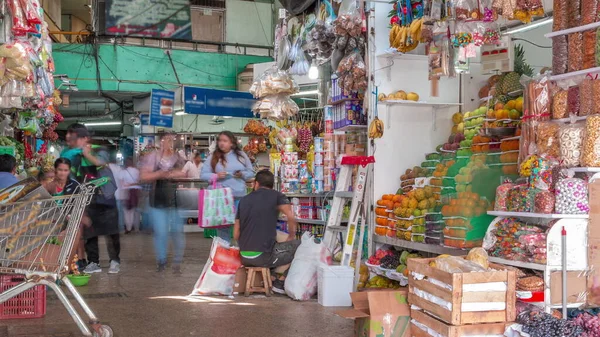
[0, 274, 46, 319]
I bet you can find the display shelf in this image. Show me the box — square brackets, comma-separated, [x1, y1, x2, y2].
[279, 217, 326, 225]
[373, 235, 465, 255]
[479, 96, 493, 102]
[508, 89, 524, 97]
[330, 98, 362, 105]
[567, 167, 600, 173]
[464, 115, 486, 121]
[545, 21, 600, 38]
[553, 115, 591, 124]
[335, 191, 354, 198]
[549, 66, 600, 82]
[487, 211, 589, 219]
[488, 257, 545, 271]
[284, 193, 328, 198]
[375, 50, 428, 61]
[379, 100, 462, 109]
[501, 136, 521, 141]
[335, 124, 368, 132]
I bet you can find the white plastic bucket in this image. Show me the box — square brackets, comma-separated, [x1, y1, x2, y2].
[318, 265, 354, 307]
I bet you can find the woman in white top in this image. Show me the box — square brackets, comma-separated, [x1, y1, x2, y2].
[118, 158, 141, 233]
[182, 152, 202, 179]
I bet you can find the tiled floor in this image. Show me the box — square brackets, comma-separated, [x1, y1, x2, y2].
[0, 233, 353, 337]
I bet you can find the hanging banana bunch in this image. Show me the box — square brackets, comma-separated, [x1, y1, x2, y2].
[368, 117, 384, 139]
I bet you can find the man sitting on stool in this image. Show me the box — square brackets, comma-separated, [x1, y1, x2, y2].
[234, 169, 300, 294]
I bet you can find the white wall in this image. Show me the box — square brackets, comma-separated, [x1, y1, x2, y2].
[371, 3, 460, 199]
[172, 114, 247, 133]
[512, 24, 553, 72]
[226, 0, 273, 47]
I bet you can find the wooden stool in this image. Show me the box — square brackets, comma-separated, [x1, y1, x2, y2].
[244, 267, 272, 297]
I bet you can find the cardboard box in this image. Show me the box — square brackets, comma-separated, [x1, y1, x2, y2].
[550, 271, 587, 305]
[337, 290, 410, 337]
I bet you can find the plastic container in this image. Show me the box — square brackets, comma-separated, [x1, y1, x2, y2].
[0, 274, 46, 319]
[66, 274, 91, 287]
[318, 265, 354, 307]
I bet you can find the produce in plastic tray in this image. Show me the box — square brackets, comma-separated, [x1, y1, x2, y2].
[374, 225, 387, 236]
[425, 213, 443, 222]
[443, 238, 482, 249]
[425, 236, 443, 245]
[411, 233, 425, 243]
[559, 123, 585, 167]
[581, 115, 600, 167]
[555, 177, 589, 214]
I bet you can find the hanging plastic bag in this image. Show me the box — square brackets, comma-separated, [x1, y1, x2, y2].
[559, 123, 585, 167]
[7, 0, 29, 36]
[19, 0, 42, 25]
[454, 0, 480, 21]
[581, 115, 600, 167]
[285, 232, 331, 301]
[18, 111, 38, 133]
[191, 237, 242, 296]
[333, 0, 362, 37]
[336, 51, 367, 94]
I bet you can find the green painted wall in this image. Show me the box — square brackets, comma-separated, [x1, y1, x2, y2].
[53, 44, 272, 92]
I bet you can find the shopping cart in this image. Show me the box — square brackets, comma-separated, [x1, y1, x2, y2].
[0, 180, 112, 336]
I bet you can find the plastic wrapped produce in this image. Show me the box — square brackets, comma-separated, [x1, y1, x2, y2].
[559, 123, 585, 167]
[581, 115, 600, 166]
[508, 185, 533, 212]
[593, 79, 600, 114]
[568, 33, 583, 73]
[567, 0, 581, 28]
[455, 0, 481, 20]
[466, 247, 489, 269]
[493, 0, 516, 19]
[552, 36, 568, 75]
[434, 256, 487, 273]
[555, 177, 589, 214]
[583, 31, 597, 70]
[494, 180, 515, 211]
[536, 121, 560, 158]
[336, 51, 367, 95]
[580, 79, 594, 116]
[567, 86, 580, 116]
[552, 0, 568, 31]
[552, 89, 568, 119]
[534, 190, 555, 214]
[582, 0, 598, 24]
[249, 67, 298, 98]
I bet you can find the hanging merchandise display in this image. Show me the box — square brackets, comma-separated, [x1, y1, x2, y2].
[250, 67, 300, 120]
[0, 0, 61, 175]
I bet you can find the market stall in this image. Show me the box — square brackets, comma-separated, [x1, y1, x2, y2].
[363, 0, 600, 334]
[0, 0, 62, 177]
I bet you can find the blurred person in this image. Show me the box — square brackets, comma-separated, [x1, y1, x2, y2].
[60, 123, 121, 275]
[182, 152, 202, 179]
[200, 131, 254, 242]
[119, 157, 141, 233]
[38, 169, 55, 192]
[140, 133, 187, 273]
[234, 170, 300, 294]
[0, 154, 18, 189]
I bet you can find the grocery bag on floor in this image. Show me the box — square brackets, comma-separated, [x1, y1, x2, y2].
[285, 232, 331, 301]
[191, 237, 241, 296]
[198, 182, 236, 228]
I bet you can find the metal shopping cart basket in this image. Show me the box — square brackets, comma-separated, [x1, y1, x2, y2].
[0, 180, 112, 336]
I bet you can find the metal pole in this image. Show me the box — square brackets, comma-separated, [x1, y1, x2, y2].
[562, 226, 567, 318]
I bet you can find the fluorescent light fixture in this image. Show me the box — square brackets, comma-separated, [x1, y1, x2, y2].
[504, 18, 553, 35]
[222, 116, 233, 119]
[116, 152, 123, 159]
[175, 111, 185, 115]
[291, 89, 319, 97]
[83, 121, 122, 126]
[49, 146, 55, 153]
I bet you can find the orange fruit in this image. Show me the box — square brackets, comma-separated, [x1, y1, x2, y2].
[441, 205, 451, 217]
[474, 206, 485, 216]
[450, 199, 458, 206]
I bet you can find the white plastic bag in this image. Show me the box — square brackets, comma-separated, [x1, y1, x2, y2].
[191, 237, 241, 296]
[284, 232, 331, 301]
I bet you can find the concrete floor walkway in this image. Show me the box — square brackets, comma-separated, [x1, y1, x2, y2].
[0, 233, 353, 337]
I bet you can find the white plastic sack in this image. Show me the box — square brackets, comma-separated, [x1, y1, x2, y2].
[284, 232, 331, 301]
[191, 237, 242, 296]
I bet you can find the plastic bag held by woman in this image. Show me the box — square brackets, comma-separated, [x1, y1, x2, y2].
[284, 233, 332, 301]
[191, 237, 242, 296]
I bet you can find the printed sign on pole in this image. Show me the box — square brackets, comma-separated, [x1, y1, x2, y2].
[150, 89, 175, 128]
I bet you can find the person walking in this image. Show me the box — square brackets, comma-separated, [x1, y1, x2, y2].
[60, 123, 121, 275]
[119, 158, 141, 233]
[200, 131, 254, 242]
[140, 133, 187, 273]
[0, 154, 18, 189]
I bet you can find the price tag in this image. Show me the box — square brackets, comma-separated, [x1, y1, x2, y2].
[279, 8, 286, 19]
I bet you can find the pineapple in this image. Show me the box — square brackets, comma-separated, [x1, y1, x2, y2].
[514, 44, 534, 77]
[495, 94, 510, 104]
[502, 72, 522, 94]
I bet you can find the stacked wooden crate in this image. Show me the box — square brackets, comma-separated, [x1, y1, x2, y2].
[407, 257, 516, 337]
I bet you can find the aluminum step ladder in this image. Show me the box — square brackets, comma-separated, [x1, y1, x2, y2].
[323, 156, 375, 283]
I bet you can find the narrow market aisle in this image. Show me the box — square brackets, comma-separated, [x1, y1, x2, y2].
[0, 233, 353, 337]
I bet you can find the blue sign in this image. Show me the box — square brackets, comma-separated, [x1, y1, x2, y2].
[183, 86, 255, 118]
[150, 89, 175, 127]
[140, 113, 149, 125]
